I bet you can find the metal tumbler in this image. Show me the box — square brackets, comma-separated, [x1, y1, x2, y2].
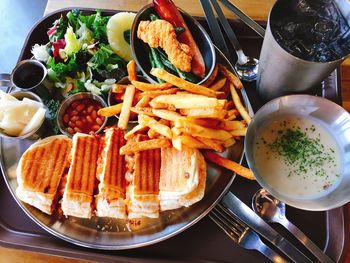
[257, 0, 350, 102]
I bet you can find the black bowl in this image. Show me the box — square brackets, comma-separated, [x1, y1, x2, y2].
[131, 4, 216, 85]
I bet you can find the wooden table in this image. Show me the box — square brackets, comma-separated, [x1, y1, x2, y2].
[1, 1, 349, 262]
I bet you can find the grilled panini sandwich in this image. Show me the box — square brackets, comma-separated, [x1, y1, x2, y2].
[61, 133, 100, 218]
[16, 135, 72, 215]
[126, 135, 161, 219]
[159, 146, 206, 211]
[95, 127, 127, 219]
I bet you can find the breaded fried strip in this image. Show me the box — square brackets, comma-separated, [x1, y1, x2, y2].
[137, 20, 192, 72]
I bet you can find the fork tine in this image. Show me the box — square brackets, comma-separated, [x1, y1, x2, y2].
[210, 209, 240, 242]
[212, 205, 245, 236]
[216, 203, 247, 231]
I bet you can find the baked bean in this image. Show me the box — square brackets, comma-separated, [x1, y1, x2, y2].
[71, 101, 79, 108]
[76, 104, 85, 112]
[71, 116, 79, 122]
[91, 110, 97, 119]
[92, 125, 100, 131]
[76, 120, 83, 128]
[86, 116, 93, 123]
[82, 110, 87, 114]
[74, 127, 82, 133]
[87, 106, 94, 113]
[68, 121, 75, 127]
[67, 127, 74, 134]
[96, 117, 103, 125]
[63, 114, 69, 123]
[70, 110, 78, 116]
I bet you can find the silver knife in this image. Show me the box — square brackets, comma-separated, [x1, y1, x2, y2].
[221, 192, 313, 263]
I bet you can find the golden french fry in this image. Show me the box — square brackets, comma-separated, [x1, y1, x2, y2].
[150, 68, 217, 97]
[135, 95, 151, 108]
[120, 138, 171, 155]
[131, 80, 173, 91]
[225, 109, 239, 120]
[202, 64, 218, 87]
[97, 103, 123, 117]
[223, 137, 236, 148]
[195, 137, 224, 152]
[219, 121, 246, 131]
[140, 88, 179, 98]
[172, 136, 182, 151]
[152, 109, 184, 122]
[203, 150, 255, 180]
[118, 85, 135, 130]
[171, 127, 182, 136]
[218, 64, 243, 89]
[131, 107, 156, 116]
[186, 118, 221, 128]
[229, 83, 251, 124]
[159, 119, 170, 126]
[148, 128, 160, 139]
[230, 128, 247, 137]
[177, 135, 209, 149]
[175, 119, 232, 141]
[180, 108, 227, 119]
[111, 84, 128, 93]
[124, 124, 148, 140]
[176, 91, 192, 95]
[139, 114, 172, 139]
[150, 94, 226, 109]
[224, 101, 234, 110]
[209, 78, 227, 91]
[127, 60, 137, 82]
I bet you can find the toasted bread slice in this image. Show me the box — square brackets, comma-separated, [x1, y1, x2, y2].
[159, 146, 206, 211]
[126, 135, 161, 219]
[95, 127, 127, 219]
[16, 135, 72, 215]
[61, 133, 100, 218]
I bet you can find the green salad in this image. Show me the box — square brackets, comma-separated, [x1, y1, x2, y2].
[31, 9, 128, 97]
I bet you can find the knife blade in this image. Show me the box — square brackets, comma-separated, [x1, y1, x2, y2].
[221, 192, 312, 263]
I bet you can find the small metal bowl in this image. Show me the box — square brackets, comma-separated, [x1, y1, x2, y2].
[57, 92, 108, 137]
[0, 91, 45, 140]
[131, 4, 216, 85]
[245, 95, 350, 211]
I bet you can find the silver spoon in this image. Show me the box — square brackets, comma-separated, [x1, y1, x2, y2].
[210, 0, 259, 82]
[252, 188, 334, 263]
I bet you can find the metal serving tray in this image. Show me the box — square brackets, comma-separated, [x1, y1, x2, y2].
[0, 8, 348, 262]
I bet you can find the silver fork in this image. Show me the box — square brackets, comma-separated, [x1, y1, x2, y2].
[210, 203, 288, 263]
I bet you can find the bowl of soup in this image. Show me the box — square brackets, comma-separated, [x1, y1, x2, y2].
[245, 95, 350, 211]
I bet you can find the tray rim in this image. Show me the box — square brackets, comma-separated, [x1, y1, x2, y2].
[0, 6, 348, 262]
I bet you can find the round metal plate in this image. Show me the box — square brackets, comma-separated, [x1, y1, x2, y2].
[0, 47, 246, 249]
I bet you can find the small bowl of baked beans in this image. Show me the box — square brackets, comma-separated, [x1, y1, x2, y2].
[57, 92, 108, 136]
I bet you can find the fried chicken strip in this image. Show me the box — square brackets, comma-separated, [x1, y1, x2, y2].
[137, 20, 193, 72]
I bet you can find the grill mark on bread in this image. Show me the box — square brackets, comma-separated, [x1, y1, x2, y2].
[81, 137, 91, 192]
[88, 136, 99, 194]
[45, 141, 62, 194]
[154, 148, 160, 193]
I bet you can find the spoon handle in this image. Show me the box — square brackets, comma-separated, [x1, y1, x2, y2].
[279, 218, 334, 263]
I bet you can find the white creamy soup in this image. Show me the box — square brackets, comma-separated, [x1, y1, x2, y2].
[254, 115, 341, 199]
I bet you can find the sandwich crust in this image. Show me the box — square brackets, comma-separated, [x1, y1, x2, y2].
[96, 127, 127, 219]
[159, 146, 206, 211]
[16, 135, 72, 215]
[61, 133, 100, 218]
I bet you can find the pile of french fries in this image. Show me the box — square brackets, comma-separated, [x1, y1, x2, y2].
[98, 60, 254, 180]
